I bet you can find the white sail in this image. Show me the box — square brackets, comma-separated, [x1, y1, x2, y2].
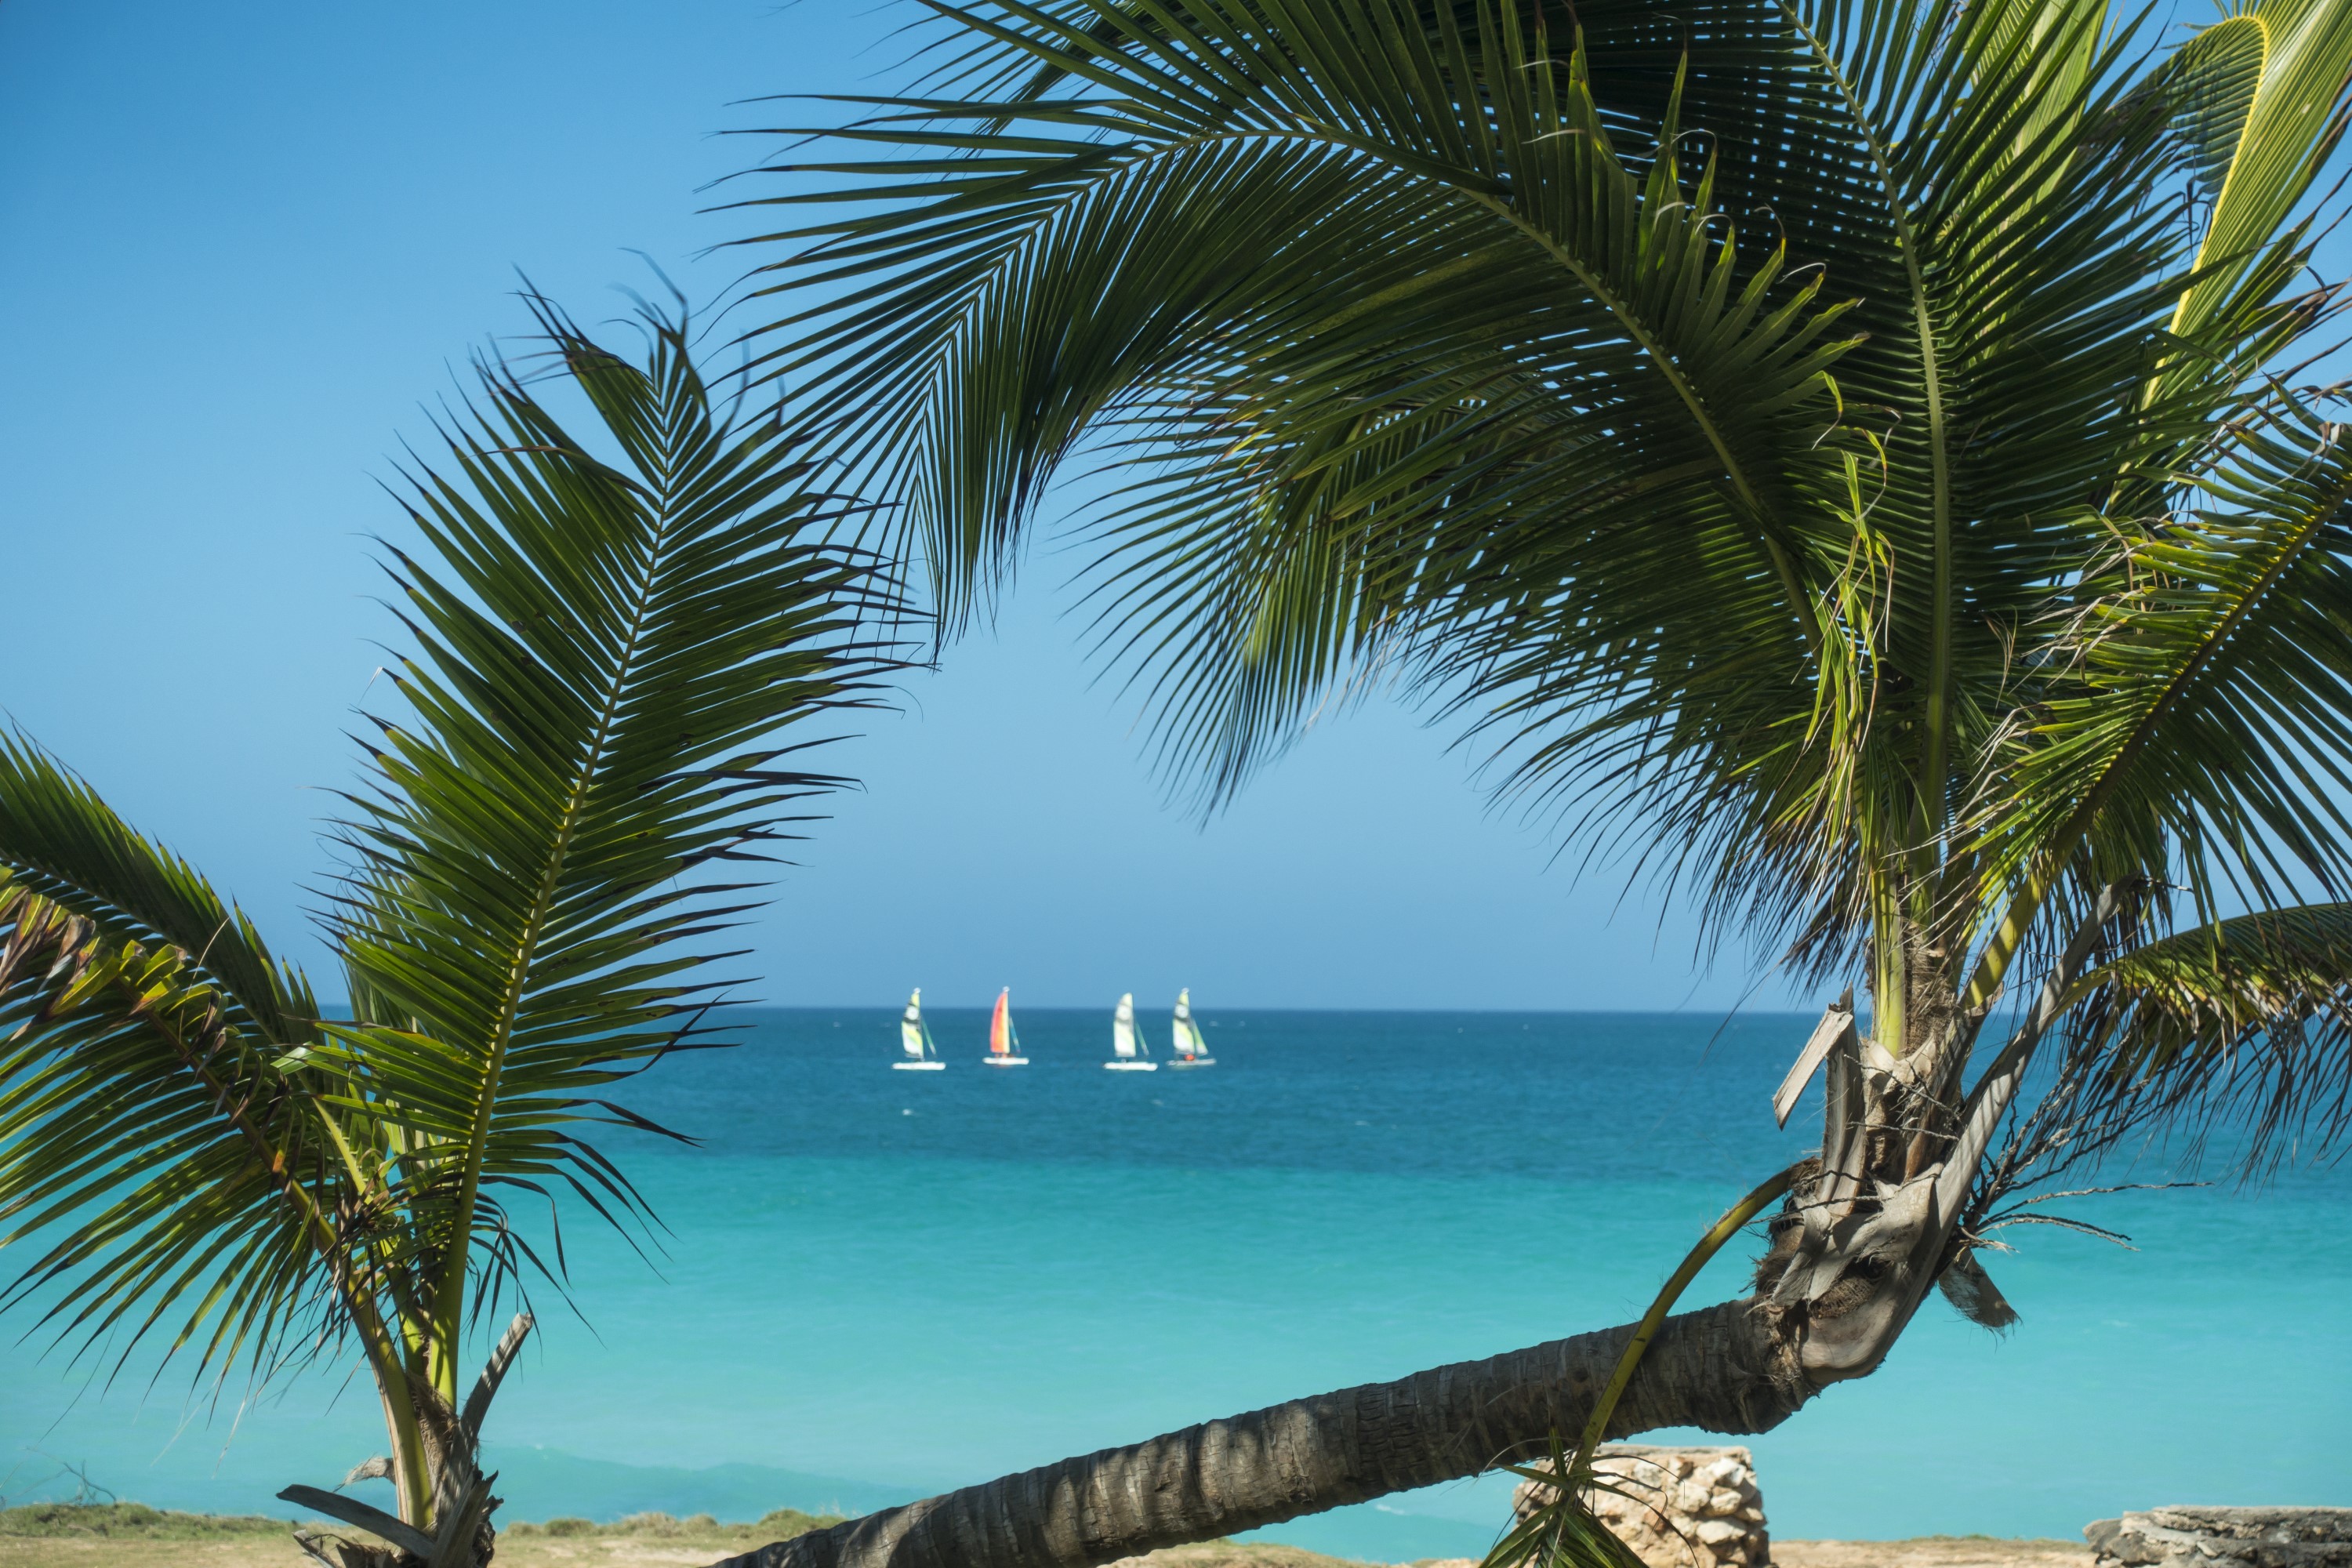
[1173, 989, 1200, 1055]
[1112, 993, 1138, 1058]
[901, 988, 927, 1058]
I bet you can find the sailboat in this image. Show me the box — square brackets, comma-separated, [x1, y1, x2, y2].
[1105, 992, 1157, 1071]
[1167, 987, 1215, 1068]
[893, 987, 944, 1070]
[982, 986, 1029, 1066]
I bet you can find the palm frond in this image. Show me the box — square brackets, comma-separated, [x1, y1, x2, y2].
[738, 2, 1864, 604]
[0, 733, 314, 1040]
[728, 0, 2274, 950]
[328, 296, 912, 1377]
[1978, 391, 2352, 919]
[735, 2, 1903, 919]
[0, 749, 350, 1385]
[2165, 0, 2352, 344]
[2056, 899, 2352, 1163]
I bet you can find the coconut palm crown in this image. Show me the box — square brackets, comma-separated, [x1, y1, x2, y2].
[739, 0, 2352, 1168]
[703, 3, 2352, 1566]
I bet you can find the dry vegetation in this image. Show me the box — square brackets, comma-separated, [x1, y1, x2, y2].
[1776, 1542, 2092, 1568]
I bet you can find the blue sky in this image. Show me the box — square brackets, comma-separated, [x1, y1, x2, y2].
[1, 0, 1784, 1013]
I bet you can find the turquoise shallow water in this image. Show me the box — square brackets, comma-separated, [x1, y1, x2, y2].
[2, 1009, 2346, 1555]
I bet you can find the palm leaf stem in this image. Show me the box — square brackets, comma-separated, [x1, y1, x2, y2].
[1476, 1164, 1801, 1568]
[1567, 1165, 1797, 1468]
[425, 552, 661, 1406]
[1873, 873, 1907, 1054]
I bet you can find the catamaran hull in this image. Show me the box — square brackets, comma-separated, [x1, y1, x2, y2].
[1104, 1060, 1157, 1071]
[982, 1056, 1029, 1067]
[1167, 1058, 1215, 1069]
[892, 1061, 946, 1071]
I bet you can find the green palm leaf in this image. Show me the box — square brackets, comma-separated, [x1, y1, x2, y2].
[738, 2, 1900, 907]
[731, 0, 2234, 962]
[2166, 0, 2352, 343]
[3, 298, 909, 1555]
[0, 742, 348, 1385]
[1978, 392, 2352, 921]
[2058, 901, 2352, 1160]
[329, 296, 907, 1399]
[744, 1, 1861, 593]
[0, 732, 314, 1041]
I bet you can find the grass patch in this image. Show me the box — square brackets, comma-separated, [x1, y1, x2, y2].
[512, 1517, 598, 1538]
[0, 1504, 291, 1539]
[750, 1510, 844, 1539]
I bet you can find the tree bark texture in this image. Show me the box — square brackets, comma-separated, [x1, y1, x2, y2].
[719, 1296, 1812, 1568]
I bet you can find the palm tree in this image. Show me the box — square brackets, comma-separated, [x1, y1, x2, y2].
[0, 299, 905, 1568]
[710, 1, 2352, 1566]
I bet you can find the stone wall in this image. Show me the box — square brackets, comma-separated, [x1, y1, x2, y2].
[2086, 1508, 2352, 1568]
[1512, 1445, 1769, 1568]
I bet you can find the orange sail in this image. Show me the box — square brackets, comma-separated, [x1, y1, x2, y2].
[989, 988, 1011, 1055]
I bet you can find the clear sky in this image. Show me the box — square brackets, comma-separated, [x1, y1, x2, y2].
[0, 0, 1791, 1014]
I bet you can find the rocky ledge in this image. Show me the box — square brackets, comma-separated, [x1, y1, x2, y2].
[2086, 1509, 2352, 1568]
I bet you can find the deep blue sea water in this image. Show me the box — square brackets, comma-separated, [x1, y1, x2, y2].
[2, 1010, 2346, 1556]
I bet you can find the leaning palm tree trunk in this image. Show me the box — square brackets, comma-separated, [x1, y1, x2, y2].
[721, 1297, 1804, 1568]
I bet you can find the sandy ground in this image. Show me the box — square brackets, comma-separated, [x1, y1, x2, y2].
[0, 1529, 777, 1568]
[1385, 1543, 2093, 1568]
[1775, 1541, 2094, 1568]
[1395, 1545, 2092, 1568]
[0, 1530, 2096, 1568]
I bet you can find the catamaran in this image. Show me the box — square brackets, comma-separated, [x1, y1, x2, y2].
[983, 986, 1029, 1066]
[1167, 988, 1214, 1068]
[894, 987, 944, 1070]
[1105, 992, 1157, 1071]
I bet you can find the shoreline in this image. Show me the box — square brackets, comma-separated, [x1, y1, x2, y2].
[0, 1504, 2095, 1568]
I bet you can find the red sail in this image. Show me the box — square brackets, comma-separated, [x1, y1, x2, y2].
[989, 989, 1011, 1054]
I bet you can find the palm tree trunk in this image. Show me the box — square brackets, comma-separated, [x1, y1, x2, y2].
[717, 1296, 1812, 1568]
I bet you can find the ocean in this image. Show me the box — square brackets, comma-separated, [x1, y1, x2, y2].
[2, 1009, 2345, 1557]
